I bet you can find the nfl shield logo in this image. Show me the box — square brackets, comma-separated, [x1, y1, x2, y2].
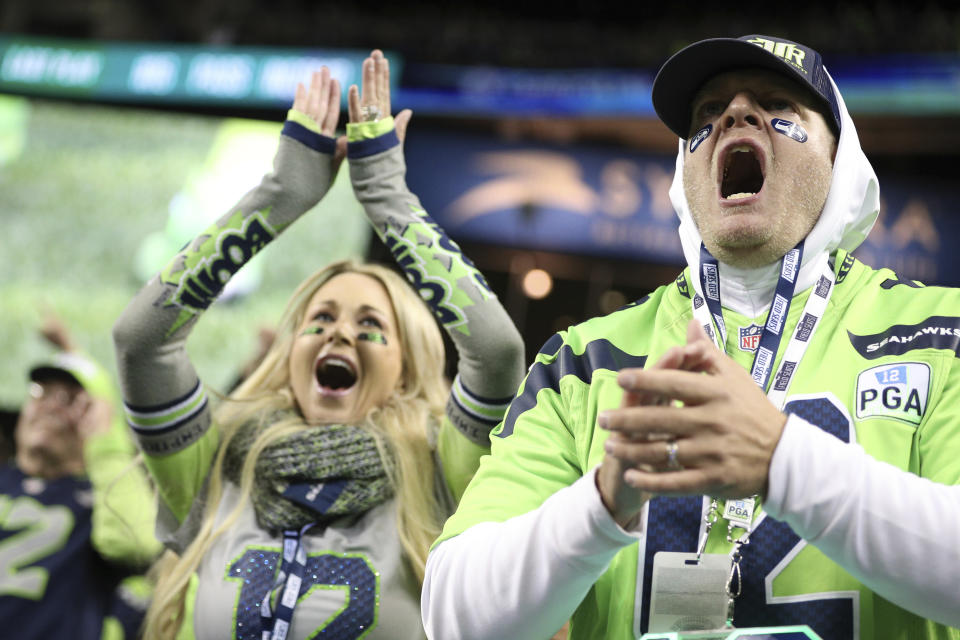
[739, 324, 762, 352]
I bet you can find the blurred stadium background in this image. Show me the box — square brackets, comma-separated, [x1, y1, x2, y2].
[3, 1, 960, 409]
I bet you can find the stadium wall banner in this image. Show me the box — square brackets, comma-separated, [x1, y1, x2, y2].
[0, 35, 385, 107]
[6, 35, 960, 117]
[403, 131, 959, 286]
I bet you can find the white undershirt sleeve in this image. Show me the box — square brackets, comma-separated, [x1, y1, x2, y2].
[765, 414, 960, 627]
[421, 467, 641, 640]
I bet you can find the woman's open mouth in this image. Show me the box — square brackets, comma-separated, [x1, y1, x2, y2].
[315, 355, 358, 395]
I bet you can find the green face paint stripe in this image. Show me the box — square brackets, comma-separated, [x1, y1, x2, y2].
[358, 332, 387, 345]
[300, 328, 383, 342]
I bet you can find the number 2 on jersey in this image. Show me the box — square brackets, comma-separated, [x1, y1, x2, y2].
[640, 394, 859, 640]
[229, 549, 378, 640]
[0, 496, 74, 599]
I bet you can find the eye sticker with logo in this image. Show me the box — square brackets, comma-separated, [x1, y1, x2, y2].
[300, 326, 324, 337]
[771, 118, 808, 143]
[358, 332, 387, 345]
[688, 124, 712, 153]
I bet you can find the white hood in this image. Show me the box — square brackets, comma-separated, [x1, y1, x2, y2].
[668, 71, 881, 318]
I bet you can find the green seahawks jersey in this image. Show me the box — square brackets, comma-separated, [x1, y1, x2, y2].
[437, 252, 960, 640]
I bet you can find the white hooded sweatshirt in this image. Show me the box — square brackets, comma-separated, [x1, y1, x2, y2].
[422, 74, 960, 639]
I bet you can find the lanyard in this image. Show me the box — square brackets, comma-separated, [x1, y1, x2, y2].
[690, 242, 836, 625]
[259, 523, 314, 640]
[257, 480, 351, 639]
[692, 241, 835, 406]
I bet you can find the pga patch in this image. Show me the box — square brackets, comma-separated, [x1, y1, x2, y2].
[856, 362, 930, 426]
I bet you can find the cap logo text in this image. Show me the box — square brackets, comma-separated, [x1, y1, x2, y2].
[747, 37, 806, 72]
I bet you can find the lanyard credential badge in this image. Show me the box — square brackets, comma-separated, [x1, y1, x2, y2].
[649, 551, 732, 633]
[722, 497, 755, 530]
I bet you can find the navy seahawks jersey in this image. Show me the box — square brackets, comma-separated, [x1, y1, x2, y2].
[0, 465, 131, 639]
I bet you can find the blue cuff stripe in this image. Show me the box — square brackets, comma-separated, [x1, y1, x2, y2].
[128, 396, 208, 435]
[347, 130, 400, 158]
[450, 396, 503, 426]
[456, 377, 515, 407]
[123, 379, 201, 414]
[281, 121, 337, 154]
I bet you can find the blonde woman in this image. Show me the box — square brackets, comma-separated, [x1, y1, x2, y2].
[113, 51, 524, 640]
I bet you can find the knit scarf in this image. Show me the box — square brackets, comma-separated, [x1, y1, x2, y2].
[223, 411, 394, 532]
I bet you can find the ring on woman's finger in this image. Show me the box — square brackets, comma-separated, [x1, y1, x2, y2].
[360, 104, 382, 122]
[665, 440, 683, 471]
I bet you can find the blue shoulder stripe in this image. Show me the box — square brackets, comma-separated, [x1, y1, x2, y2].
[537, 332, 564, 357]
[496, 337, 646, 438]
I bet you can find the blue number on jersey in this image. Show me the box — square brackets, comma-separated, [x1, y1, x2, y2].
[228, 549, 378, 640]
[640, 395, 856, 640]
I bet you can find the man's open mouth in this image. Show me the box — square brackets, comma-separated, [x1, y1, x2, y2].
[721, 144, 764, 200]
[315, 355, 357, 392]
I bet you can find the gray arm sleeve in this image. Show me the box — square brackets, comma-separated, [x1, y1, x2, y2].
[113, 124, 337, 457]
[349, 138, 525, 444]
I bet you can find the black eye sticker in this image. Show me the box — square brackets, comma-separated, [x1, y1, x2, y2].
[300, 326, 324, 337]
[771, 118, 808, 143]
[358, 332, 387, 345]
[688, 124, 713, 153]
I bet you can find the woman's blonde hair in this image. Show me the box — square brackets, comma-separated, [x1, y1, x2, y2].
[144, 260, 448, 638]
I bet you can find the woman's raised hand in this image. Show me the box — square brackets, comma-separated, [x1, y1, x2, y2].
[348, 49, 412, 142]
[292, 66, 347, 168]
[293, 66, 341, 135]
